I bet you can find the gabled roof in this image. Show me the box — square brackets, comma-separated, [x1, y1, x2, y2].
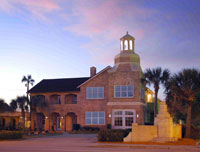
[29, 77, 90, 93]
[78, 66, 112, 88]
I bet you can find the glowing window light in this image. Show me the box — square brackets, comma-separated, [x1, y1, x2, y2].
[124, 40, 128, 50]
[129, 40, 133, 50]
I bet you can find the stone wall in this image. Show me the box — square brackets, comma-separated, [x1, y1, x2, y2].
[124, 123, 158, 142]
[124, 102, 182, 142]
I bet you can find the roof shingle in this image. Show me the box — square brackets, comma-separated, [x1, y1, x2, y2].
[29, 77, 90, 93]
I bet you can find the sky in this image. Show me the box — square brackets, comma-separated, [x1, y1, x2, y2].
[0, 0, 200, 104]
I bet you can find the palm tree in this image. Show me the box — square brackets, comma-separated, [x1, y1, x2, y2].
[165, 69, 200, 138]
[16, 96, 28, 129]
[22, 75, 34, 130]
[142, 67, 170, 118]
[22, 75, 35, 104]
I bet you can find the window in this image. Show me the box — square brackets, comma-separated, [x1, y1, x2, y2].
[86, 87, 104, 99]
[129, 40, 133, 50]
[121, 41, 123, 50]
[113, 110, 136, 129]
[114, 117, 122, 126]
[56, 96, 61, 104]
[114, 85, 134, 98]
[50, 95, 61, 104]
[85, 112, 105, 125]
[141, 88, 145, 99]
[124, 40, 128, 50]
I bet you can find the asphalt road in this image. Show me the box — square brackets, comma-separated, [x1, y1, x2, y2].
[0, 133, 199, 152]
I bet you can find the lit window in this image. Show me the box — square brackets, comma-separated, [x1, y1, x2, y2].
[124, 40, 128, 50]
[114, 85, 134, 98]
[147, 94, 152, 102]
[86, 87, 104, 99]
[85, 112, 105, 125]
[129, 40, 133, 50]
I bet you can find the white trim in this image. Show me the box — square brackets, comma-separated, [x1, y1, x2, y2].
[114, 85, 134, 98]
[86, 87, 104, 99]
[77, 66, 111, 88]
[112, 109, 136, 129]
[85, 111, 105, 125]
[107, 102, 145, 106]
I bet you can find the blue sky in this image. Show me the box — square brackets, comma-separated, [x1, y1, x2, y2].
[0, 0, 200, 103]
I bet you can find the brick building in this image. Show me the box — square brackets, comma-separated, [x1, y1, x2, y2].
[29, 32, 146, 132]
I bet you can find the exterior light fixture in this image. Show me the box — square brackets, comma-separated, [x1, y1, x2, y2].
[137, 114, 139, 118]
[45, 116, 48, 119]
[61, 116, 64, 119]
[109, 114, 112, 118]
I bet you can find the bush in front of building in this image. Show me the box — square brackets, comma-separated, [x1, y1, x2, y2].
[98, 129, 131, 142]
[73, 124, 81, 131]
[191, 126, 200, 139]
[81, 126, 100, 132]
[0, 131, 23, 140]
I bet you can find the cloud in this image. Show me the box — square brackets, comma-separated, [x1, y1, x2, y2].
[0, 0, 60, 21]
[64, 0, 156, 65]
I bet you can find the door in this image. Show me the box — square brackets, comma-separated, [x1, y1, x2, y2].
[13, 119, 16, 129]
[56, 117, 61, 130]
[112, 110, 136, 129]
[65, 116, 72, 132]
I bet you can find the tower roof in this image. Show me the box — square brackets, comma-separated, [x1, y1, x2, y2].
[120, 31, 135, 40]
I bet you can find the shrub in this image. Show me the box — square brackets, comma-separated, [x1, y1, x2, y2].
[73, 124, 81, 131]
[190, 126, 200, 139]
[98, 129, 131, 142]
[81, 126, 100, 132]
[106, 124, 111, 129]
[0, 131, 22, 140]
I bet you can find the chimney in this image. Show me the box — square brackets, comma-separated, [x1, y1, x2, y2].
[90, 66, 96, 77]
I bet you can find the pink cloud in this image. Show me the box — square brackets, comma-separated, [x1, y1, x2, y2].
[64, 0, 156, 65]
[0, 0, 60, 21]
[65, 0, 155, 40]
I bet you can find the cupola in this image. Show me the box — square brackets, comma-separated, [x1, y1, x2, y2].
[120, 31, 135, 52]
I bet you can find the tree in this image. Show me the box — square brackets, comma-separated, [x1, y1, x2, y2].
[22, 75, 34, 129]
[15, 96, 28, 129]
[0, 98, 9, 113]
[9, 99, 18, 112]
[142, 67, 170, 118]
[165, 69, 200, 138]
[22, 75, 35, 104]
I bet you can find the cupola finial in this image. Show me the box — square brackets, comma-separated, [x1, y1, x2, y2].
[126, 31, 128, 35]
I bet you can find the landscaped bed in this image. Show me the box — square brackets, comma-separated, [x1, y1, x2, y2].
[0, 130, 23, 140]
[99, 138, 199, 146]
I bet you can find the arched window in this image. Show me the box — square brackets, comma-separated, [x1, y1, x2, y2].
[65, 94, 77, 104]
[120, 41, 123, 50]
[129, 40, 133, 50]
[50, 94, 61, 104]
[124, 40, 128, 50]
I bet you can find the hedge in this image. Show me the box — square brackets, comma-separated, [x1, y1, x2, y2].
[0, 131, 23, 140]
[98, 129, 131, 142]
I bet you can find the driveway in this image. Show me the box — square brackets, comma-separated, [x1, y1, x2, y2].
[0, 133, 199, 152]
